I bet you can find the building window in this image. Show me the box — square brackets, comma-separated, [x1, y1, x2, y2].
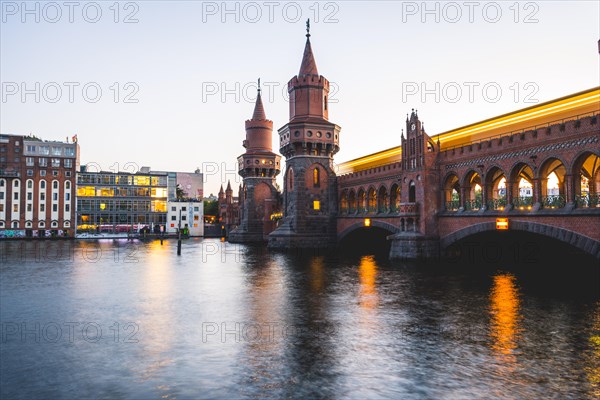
[27, 192, 32, 200]
[26, 145, 36, 152]
[182, 207, 187, 211]
[13, 180, 19, 187]
[26, 157, 34, 166]
[171, 207, 176, 211]
[27, 180, 33, 189]
[14, 192, 18, 200]
[65, 171, 71, 177]
[52, 204, 58, 212]
[64, 159, 73, 168]
[27, 170, 33, 176]
[313, 200, 320, 210]
[65, 148, 75, 156]
[40, 204, 45, 212]
[65, 204, 70, 212]
[171, 216, 176, 221]
[313, 167, 320, 187]
[182, 216, 186, 221]
[53, 181, 58, 189]
[65, 193, 70, 201]
[52, 147, 62, 156]
[65, 181, 71, 190]
[40, 170, 46, 176]
[13, 204, 18, 212]
[194, 207, 199, 211]
[51, 159, 60, 167]
[40, 193, 45, 201]
[0, 192, 3, 200]
[40, 181, 46, 189]
[53, 193, 58, 201]
[27, 204, 32, 212]
[0, 204, 3, 211]
[52, 170, 59, 177]
[0, 179, 4, 187]
[15, 147, 20, 153]
[39, 146, 49, 155]
[39, 158, 47, 166]
[12, 221, 18, 228]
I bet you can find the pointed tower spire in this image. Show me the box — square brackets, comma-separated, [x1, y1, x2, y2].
[299, 19, 318, 76]
[252, 78, 267, 120]
[226, 180, 232, 192]
[219, 184, 224, 194]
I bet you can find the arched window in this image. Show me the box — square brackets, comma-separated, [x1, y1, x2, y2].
[313, 167, 320, 187]
[288, 169, 294, 191]
[409, 181, 416, 203]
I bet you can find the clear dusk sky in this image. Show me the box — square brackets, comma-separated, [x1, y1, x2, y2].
[1, 1, 599, 196]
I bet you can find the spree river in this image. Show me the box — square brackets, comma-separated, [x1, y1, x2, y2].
[1, 238, 599, 399]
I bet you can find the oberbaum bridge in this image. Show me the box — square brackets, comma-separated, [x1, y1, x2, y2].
[228, 24, 600, 261]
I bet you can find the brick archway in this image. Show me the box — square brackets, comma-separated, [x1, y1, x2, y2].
[440, 221, 600, 259]
[337, 220, 400, 242]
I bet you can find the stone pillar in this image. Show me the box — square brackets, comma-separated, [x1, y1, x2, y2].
[389, 233, 440, 260]
[532, 177, 544, 211]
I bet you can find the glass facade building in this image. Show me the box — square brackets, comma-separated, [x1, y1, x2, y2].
[76, 171, 168, 233]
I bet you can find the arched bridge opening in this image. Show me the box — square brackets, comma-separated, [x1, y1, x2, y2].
[442, 222, 599, 267]
[338, 221, 398, 256]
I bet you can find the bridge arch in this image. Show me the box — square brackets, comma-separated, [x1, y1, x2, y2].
[377, 185, 388, 213]
[508, 162, 535, 207]
[440, 221, 600, 260]
[462, 170, 483, 210]
[485, 165, 507, 210]
[443, 172, 461, 211]
[571, 150, 600, 205]
[338, 220, 400, 242]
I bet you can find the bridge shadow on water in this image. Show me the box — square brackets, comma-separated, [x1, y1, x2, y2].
[337, 227, 392, 259]
[445, 230, 600, 299]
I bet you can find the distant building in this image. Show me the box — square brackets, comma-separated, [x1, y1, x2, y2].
[166, 200, 203, 236]
[0, 134, 79, 238]
[217, 181, 241, 234]
[75, 166, 203, 235]
[76, 169, 169, 233]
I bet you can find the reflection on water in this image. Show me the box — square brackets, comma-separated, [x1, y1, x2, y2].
[0, 239, 598, 399]
[489, 273, 522, 360]
[358, 255, 378, 310]
[587, 301, 600, 398]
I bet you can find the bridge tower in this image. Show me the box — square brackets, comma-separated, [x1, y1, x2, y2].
[389, 110, 442, 259]
[268, 20, 342, 249]
[229, 83, 282, 243]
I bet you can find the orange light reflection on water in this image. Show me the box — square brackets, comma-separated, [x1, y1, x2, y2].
[358, 256, 378, 310]
[489, 273, 522, 361]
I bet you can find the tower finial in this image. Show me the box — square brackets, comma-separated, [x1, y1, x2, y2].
[306, 18, 310, 37]
[257, 77, 261, 93]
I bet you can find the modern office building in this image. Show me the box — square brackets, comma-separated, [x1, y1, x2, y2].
[75, 167, 203, 235]
[76, 168, 169, 233]
[0, 134, 79, 238]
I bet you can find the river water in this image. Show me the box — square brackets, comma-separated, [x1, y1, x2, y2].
[1, 239, 599, 399]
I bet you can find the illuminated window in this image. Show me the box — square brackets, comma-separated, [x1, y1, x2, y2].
[77, 186, 96, 197]
[313, 167, 320, 187]
[151, 188, 167, 198]
[313, 200, 320, 210]
[134, 176, 150, 186]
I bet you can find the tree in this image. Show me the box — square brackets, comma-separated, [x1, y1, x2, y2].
[176, 184, 186, 200]
[204, 200, 218, 217]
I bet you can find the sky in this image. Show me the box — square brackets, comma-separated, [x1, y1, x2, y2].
[1, 1, 599, 196]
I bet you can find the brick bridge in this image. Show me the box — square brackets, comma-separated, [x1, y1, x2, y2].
[336, 88, 600, 260]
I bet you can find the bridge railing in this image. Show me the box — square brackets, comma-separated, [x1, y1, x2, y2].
[445, 201, 460, 211]
[487, 197, 508, 210]
[575, 193, 600, 208]
[542, 195, 566, 209]
[464, 199, 483, 211]
[340, 202, 418, 216]
[511, 196, 534, 209]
